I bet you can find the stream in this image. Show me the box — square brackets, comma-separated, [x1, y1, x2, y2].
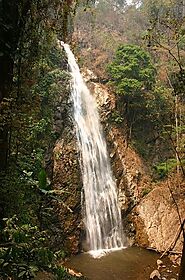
[66, 247, 179, 280]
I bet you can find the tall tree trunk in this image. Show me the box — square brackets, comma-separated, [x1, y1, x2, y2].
[179, 238, 185, 280]
[0, 1, 19, 170]
[175, 94, 180, 176]
[0, 55, 14, 169]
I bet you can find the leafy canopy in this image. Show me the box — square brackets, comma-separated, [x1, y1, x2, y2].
[108, 44, 156, 96]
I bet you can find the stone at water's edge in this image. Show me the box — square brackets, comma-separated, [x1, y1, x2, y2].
[150, 269, 161, 280]
[157, 259, 163, 267]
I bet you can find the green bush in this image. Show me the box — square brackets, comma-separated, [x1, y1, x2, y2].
[0, 216, 53, 279]
[153, 158, 180, 179]
[110, 110, 124, 124]
[0, 216, 83, 280]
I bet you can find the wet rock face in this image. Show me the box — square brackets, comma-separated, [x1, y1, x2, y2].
[105, 126, 152, 242]
[52, 129, 82, 254]
[49, 84, 83, 254]
[107, 127, 150, 211]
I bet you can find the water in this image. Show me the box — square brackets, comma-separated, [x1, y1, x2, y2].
[66, 247, 162, 280]
[61, 42, 126, 257]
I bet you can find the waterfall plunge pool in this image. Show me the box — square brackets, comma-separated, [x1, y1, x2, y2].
[66, 247, 179, 280]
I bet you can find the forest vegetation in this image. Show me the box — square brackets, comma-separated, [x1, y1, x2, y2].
[0, 0, 184, 279]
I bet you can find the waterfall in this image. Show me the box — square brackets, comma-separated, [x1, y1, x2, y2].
[61, 42, 125, 258]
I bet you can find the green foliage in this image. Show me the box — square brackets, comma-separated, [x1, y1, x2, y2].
[38, 169, 47, 190]
[0, 216, 83, 280]
[144, 86, 173, 123]
[0, 31, 73, 280]
[107, 44, 157, 125]
[131, 139, 149, 158]
[107, 44, 162, 123]
[153, 159, 179, 179]
[108, 44, 156, 94]
[108, 44, 175, 165]
[0, 167, 39, 223]
[0, 216, 52, 279]
[110, 110, 124, 124]
[170, 69, 185, 99]
[0, 43, 70, 220]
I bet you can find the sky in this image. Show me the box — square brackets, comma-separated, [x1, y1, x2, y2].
[126, 0, 141, 8]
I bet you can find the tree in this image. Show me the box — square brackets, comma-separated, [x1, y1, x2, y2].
[107, 44, 174, 164]
[0, 1, 84, 277]
[142, 1, 185, 278]
[108, 44, 156, 119]
[0, 0, 78, 171]
[179, 229, 185, 280]
[0, 0, 30, 170]
[73, 0, 147, 79]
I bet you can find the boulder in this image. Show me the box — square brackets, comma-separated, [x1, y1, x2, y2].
[150, 269, 161, 279]
[157, 259, 163, 267]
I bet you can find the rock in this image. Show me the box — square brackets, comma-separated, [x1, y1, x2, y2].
[157, 259, 163, 266]
[134, 185, 185, 253]
[52, 134, 82, 253]
[169, 254, 181, 265]
[82, 68, 98, 82]
[150, 269, 161, 279]
[68, 268, 83, 277]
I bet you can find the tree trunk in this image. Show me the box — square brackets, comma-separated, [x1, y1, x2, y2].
[179, 238, 185, 280]
[175, 94, 180, 176]
[0, 1, 19, 170]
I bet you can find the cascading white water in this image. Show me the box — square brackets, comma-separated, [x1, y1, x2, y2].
[61, 42, 125, 257]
